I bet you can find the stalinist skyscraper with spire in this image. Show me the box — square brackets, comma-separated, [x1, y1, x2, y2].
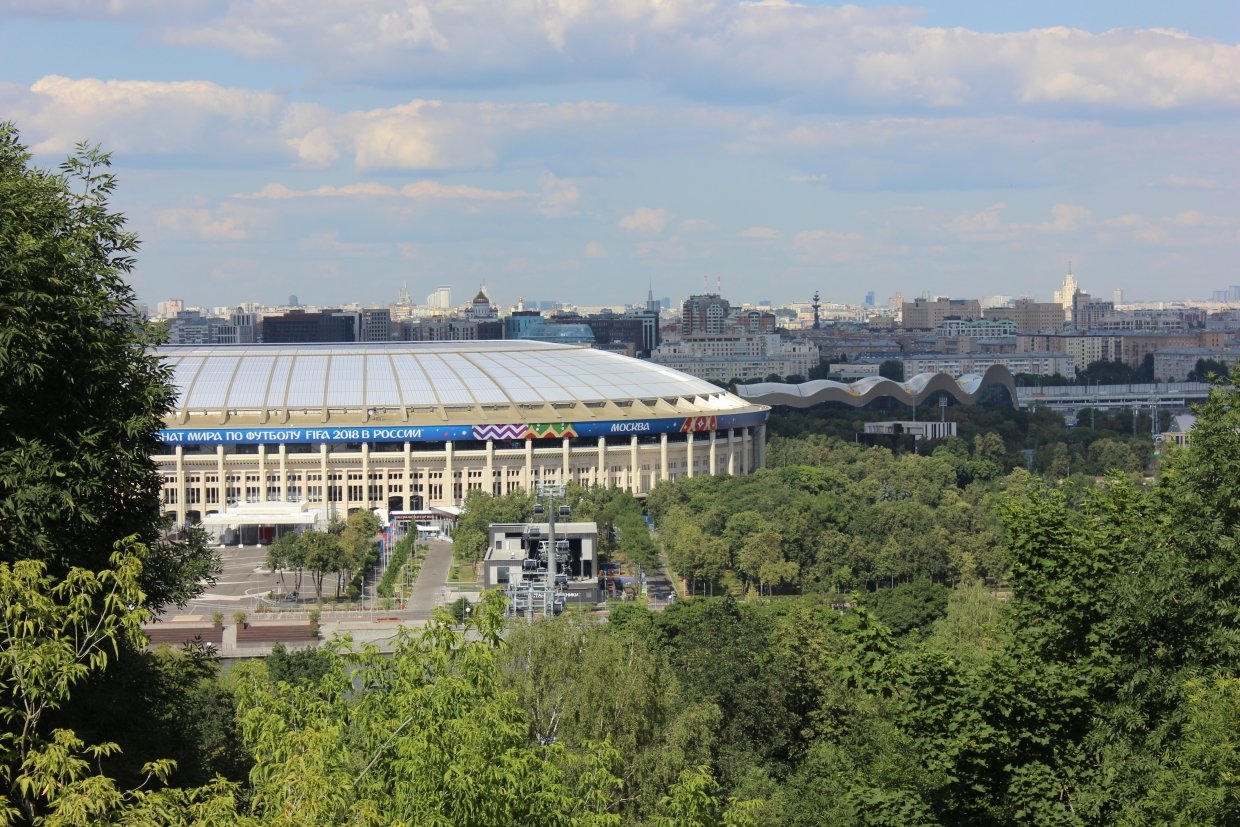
[1053, 265, 1081, 322]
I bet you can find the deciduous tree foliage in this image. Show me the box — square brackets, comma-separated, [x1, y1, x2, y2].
[0, 123, 215, 608]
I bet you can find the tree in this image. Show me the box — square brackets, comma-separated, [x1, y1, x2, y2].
[267, 531, 306, 597]
[298, 530, 347, 600]
[0, 123, 216, 608]
[1188, 357, 1230, 382]
[878, 360, 904, 381]
[454, 489, 533, 569]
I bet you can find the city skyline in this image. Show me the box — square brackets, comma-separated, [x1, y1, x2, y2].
[2, 1, 1237, 307]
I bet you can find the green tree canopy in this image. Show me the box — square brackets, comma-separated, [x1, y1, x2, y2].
[0, 123, 215, 609]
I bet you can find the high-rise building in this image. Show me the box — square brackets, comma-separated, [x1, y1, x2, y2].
[156, 299, 185, 319]
[261, 309, 356, 343]
[1071, 293, 1114, 330]
[901, 297, 981, 329]
[681, 294, 730, 335]
[982, 299, 1065, 331]
[1053, 267, 1080, 321]
[426, 286, 452, 310]
[360, 308, 392, 341]
[864, 291, 875, 307]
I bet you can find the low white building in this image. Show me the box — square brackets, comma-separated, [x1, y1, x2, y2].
[1152, 348, 1240, 382]
[901, 351, 1075, 379]
[651, 334, 820, 381]
[864, 421, 957, 441]
[484, 522, 598, 587]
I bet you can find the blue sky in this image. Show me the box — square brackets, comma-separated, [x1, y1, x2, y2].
[2, 1, 1237, 309]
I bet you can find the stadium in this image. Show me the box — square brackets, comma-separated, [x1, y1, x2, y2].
[154, 341, 770, 534]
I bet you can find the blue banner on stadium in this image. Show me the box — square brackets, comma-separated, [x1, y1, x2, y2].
[156, 411, 767, 447]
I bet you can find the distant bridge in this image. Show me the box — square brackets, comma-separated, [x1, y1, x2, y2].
[1016, 382, 1212, 411]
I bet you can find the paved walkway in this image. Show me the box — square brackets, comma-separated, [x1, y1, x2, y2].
[406, 539, 456, 616]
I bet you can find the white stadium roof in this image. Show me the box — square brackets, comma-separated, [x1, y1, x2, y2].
[158, 341, 761, 427]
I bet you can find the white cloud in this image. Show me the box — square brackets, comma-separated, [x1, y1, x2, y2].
[153, 206, 251, 241]
[790, 229, 865, 263]
[739, 226, 780, 240]
[619, 206, 670, 235]
[154, 2, 1240, 113]
[297, 230, 394, 258]
[583, 241, 608, 258]
[238, 182, 397, 199]
[787, 174, 830, 185]
[1160, 174, 1220, 189]
[538, 173, 582, 217]
[9, 77, 643, 174]
[400, 181, 527, 200]
[947, 202, 1093, 241]
[237, 180, 527, 201]
[679, 218, 715, 233]
[17, 75, 282, 158]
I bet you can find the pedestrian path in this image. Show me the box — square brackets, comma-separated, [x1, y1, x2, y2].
[406, 539, 455, 616]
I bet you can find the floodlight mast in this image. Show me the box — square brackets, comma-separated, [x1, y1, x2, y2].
[537, 482, 567, 618]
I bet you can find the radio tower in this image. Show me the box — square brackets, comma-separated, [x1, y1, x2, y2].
[812, 291, 822, 330]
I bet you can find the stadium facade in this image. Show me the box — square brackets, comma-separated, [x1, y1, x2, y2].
[154, 342, 770, 525]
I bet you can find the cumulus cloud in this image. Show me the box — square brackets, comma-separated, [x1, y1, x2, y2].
[619, 206, 670, 235]
[790, 229, 865, 263]
[1160, 174, 1220, 189]
[15, 75, 282, 158]
[151, 1, 1240, 113]
[947, 202, 1093, 241]
[8, 77, 644, 173]
[237, 181, 528, 200]
[679, 218, 715, 233]
[537, 173, 583, 217]
[152, 206, 251, 241]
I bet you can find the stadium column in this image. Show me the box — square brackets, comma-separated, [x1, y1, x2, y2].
[660, 432, 669, 482]
[175, 445, 186, 525]
[403, 442, 412, 506]
[362, 441, 370, 508]
[597, 437, 606, 487]
[756, 423, 767, 468]
[444, 440, 453, 506]
[257, 443, 266, 501]
[709, 430, 718, 475]
[561, 437, 570, 482]
[727, 429, 736, 475]
[630, 435, 639, 491]
[319, 443, 329, 522]
[686, 432, 695, 478]
[485, 439, 494, 497]
[741, 428, 751, 474]
[216, 444, 226, 512]
[524, 438, 534, 491]
[279, 443, 288, 502]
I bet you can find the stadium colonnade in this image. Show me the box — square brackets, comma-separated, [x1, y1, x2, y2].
[153, 341, 770, 529]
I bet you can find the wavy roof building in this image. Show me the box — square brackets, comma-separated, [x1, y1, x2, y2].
[735, 365, 1017, 409]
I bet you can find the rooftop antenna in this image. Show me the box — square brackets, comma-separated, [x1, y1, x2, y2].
[703, 274, 709, 293]
[716, 276, 721, 296]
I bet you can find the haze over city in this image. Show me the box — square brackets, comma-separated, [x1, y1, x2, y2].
[2, 0, 1237, 308]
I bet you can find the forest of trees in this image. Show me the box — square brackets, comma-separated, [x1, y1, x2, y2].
[2, 124, 1238, 824]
